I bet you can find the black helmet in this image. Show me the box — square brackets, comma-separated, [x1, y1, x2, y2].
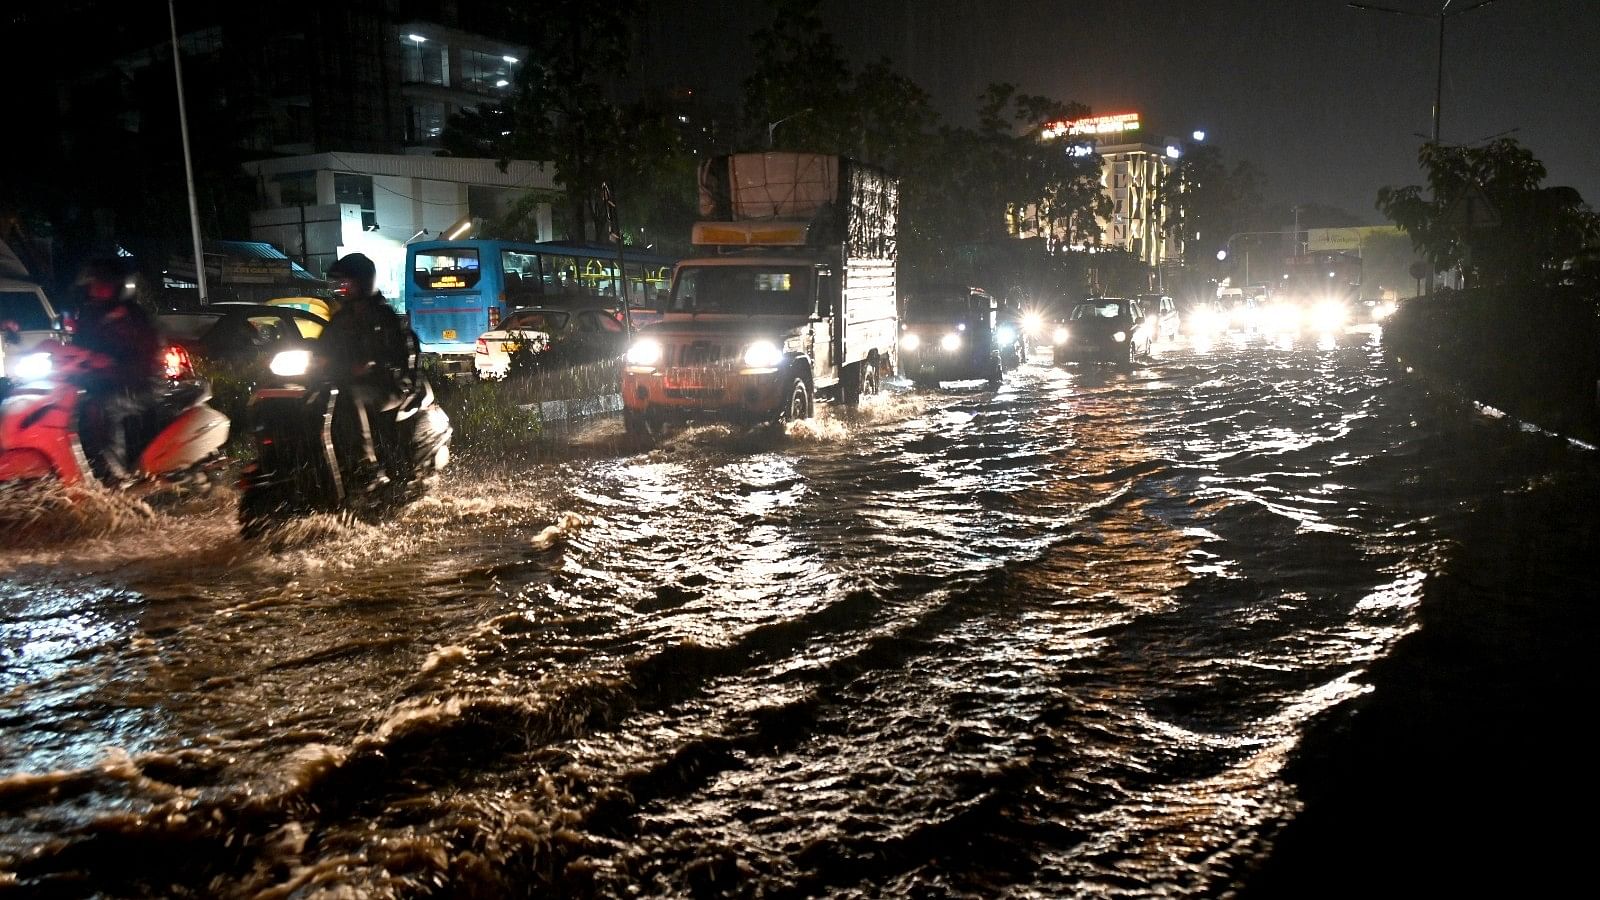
[79, 258, 135, 304]
[327, 252, 377, 283]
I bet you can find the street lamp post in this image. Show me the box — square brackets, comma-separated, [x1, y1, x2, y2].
[168, 0, 208, 304]
[766, 108, 813, 149]
[1219, 230, 1307, 290]
[1348, 0, 1504, 144]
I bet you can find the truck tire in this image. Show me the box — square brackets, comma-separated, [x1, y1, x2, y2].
[780, 376, 813, 422]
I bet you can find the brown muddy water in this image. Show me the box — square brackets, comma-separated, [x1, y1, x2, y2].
[1, 328, 1584, 897]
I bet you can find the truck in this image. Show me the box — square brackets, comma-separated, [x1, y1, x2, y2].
[621, 153, 900, 435]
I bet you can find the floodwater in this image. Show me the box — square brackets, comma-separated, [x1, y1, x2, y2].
[0, 328, 1581, 897]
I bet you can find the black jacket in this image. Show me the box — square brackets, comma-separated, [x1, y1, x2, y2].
[75, 300, 160, 389]
[321, 293, 414, 388]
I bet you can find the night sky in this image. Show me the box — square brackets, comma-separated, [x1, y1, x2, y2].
[642, 0, 1600, 223]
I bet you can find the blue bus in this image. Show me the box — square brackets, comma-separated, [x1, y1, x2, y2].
[403, 240, 677, 358]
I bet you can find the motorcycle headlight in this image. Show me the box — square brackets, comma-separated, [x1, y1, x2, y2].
[940, 332, 962, 352]
[741, 340, 782, 370]
[625, 338, 663, 367]
[900, 332, 921, 351]
[15, 352, 52, 381]
[1053, 326, 1070, 345]
[1112, 331, 1127, 343]
[1022, 312, 1043, 336]
[269, 349, 311, 377]
[996, 325, 1017, 346]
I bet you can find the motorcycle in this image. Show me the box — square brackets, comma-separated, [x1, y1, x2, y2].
[238, 348, 451, 536]
[0, 343, 230, 490]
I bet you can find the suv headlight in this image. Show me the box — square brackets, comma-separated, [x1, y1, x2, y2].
[625, 338, 663, 368]
[940, 333, 962, 352]
[901, 332, 921, 351]
[269, 349, 311, 377]
[1053, 326, 1070, 345]
[741, 340, 782, 370]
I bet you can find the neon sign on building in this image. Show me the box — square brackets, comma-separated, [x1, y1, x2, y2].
[1041, 112, 1141, 140]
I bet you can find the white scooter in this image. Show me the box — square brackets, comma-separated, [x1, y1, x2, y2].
[0, 343, 230, 489]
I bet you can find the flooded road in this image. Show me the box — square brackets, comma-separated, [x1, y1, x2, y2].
[1, 328, 1584, 896]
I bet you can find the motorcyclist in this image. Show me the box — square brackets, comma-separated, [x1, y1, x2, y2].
[319, 253, 415, 487]
[73, 259, 160, 482]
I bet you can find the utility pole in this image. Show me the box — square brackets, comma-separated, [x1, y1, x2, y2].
[168, 0, 208, 304]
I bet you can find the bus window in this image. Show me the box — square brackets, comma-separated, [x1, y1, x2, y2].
[501, 249, 543, 306]
[542, 255, 582, 299]
[413, 250, 481, 291]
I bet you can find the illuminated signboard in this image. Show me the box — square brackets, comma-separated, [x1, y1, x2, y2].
[428, 274, 468, 289]
[1041, 112, 1141, 140]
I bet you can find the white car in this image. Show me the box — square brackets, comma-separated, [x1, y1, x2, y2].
[1, 277, 64, 379]
[473, 305, 626, 380]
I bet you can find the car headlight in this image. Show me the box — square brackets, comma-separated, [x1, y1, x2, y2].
[1373, 302, 1396, 320]
[625, 338, 663, 367]
[14, 352, 52, 381]
[901, 332, 921, 351]
[996, 325, 1017, 346]
[269, 349, 311, 377]
[1022, 312, 1043, 336]
[1053, 326, 1070, 345]
[1112, 331, 1127, 343]
[742, 340, 782, 370]
[940, 332, 962, 352]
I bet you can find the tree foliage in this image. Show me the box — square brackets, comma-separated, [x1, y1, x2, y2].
[1377, 139, 1600, 287]
[1158, 144, 1269, 277]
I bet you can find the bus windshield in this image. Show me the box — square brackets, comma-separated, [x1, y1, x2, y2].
[671, 266, 813, 316]
[413, 250, 481, 291]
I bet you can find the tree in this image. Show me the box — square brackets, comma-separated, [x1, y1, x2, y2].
[1159, 144, 1269, 274]
[1378, 139, 1600, 288]
[741, 0, 856, 152]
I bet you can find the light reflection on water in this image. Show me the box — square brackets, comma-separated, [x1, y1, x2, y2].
[0, 330, 1564, 895]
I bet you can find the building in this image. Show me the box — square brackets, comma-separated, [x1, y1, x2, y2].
[1016, 112, 1184, 270]
[241, 153, 556, 300]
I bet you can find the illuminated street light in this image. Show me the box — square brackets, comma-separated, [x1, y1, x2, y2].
[1192, 130, 1207, 141]
[1165, 145, 1181, 159]
[407, 33, 428, 43]
[1217, 249, 1228, 261]
[503, 55, 519, 64]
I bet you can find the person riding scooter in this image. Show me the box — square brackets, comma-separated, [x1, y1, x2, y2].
[73, 259, 160, 482]
[319, 253, 415, 487]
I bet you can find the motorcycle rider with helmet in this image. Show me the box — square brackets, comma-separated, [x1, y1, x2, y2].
[74, 259, 160, 483]
[318, 252, 416, 489]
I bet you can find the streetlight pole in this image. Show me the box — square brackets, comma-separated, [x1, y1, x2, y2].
[1348, 0, 1504, 144]
[766, 108, 813, 149]
[168, 0, 208, 304]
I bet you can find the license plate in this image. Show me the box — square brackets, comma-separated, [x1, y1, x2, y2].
[442, 329, 457, 340]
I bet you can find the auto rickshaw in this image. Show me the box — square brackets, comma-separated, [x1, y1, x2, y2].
[898, 286, 1005, 388]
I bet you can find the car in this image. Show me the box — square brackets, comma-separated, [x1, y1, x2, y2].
[899, 286, 1005, 387]
[473, 304, 627, 380]
[1137, 293, 1181, 343]
[1, 277, 65, 379]
[1183, 297, 1229, 336]
[156, 302, 328, 380]
[1050, 297, 1152, 365]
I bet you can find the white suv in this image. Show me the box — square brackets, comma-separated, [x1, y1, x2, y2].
[0, 279, 63, 378]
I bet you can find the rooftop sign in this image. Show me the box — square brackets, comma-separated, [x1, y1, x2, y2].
[1042, 112, 1141, 140]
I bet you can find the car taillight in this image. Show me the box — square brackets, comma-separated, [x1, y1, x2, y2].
[475, 337, 488, 354]
[488, 306, 500, 328]
[163, 345, 193, 380]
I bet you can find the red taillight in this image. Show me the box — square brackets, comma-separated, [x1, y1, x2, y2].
[163, 345, 193, 380]
[475, 337, 488, 354]
[488, 306, 501, 328]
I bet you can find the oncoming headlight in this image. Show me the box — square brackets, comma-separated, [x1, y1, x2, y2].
[1112, 331, 1127, 343]
[15, 352, 52, 381]
[940, 332, 962, 352]
[741, 340, 782, 370]
[1022, 312, 1044, 336]
[900, 332, 921, 351]
[996, 325, 1017, 346]
[1053, 326, 1070, 345]
[625, 338, 663, 368]
[269, 349, 311, 377]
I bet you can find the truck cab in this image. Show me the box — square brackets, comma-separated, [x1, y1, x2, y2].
[621, 153, 900, 435]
